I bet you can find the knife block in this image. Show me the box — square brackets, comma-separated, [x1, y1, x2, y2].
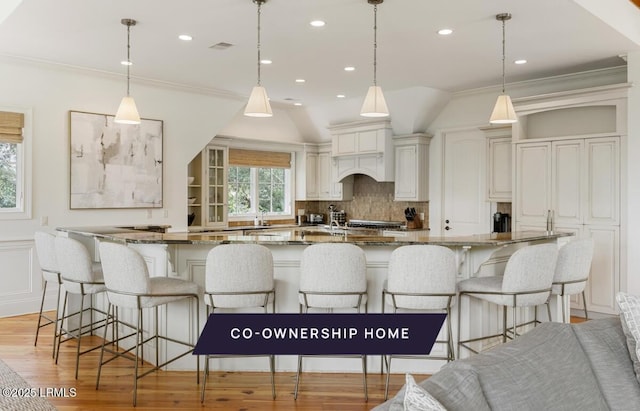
[406, 219, 423, 229]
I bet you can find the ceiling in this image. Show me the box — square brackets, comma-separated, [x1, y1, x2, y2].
[0, 0, 639, 109]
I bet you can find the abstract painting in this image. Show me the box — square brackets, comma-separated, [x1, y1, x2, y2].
[69, 111, 163, 209]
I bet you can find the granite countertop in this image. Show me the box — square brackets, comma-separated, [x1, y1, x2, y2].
[57, 226, 573, 247]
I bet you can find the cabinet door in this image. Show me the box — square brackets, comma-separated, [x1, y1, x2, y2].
[204, 146, 228, 227]
[515, 142, 551, 224]
[487, 137, 512, 201]
[395, 144, 418, 200]
[317, 152, 331, 199]
[305, 152, 319, 199]
[583, 225, 620, 315]
[551, 140, 583, 225]
[584, 137, 619, 225]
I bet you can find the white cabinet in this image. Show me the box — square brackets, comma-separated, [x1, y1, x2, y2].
[187, 145, 228, 228]
[317, 150, 331, 199]
[515, 136, 620, 315]
[393, 133, 431, 201]
[299, 144, 353, 201]
[203, 145, 228, 228]
[332, 129, 388, 156]
[515, 137, 619, 227]
[482, 126, 512, 202]
[304, 151, 319, 199]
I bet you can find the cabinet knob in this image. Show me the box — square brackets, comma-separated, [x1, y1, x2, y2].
[445, 226, 451, 231]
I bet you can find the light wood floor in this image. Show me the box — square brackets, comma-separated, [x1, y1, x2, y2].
[0, 312, 428, 410]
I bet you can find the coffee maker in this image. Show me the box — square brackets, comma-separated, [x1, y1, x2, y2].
[493, 212, 511, 233]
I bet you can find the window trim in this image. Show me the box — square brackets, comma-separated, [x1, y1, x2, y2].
[0, 106, 31, 220]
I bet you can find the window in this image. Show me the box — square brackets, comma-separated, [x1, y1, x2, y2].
[227, 148, 292, 219]
[228, 166, 291, 217]
[0, 109, 29, 219]
[0, 142, 18, 208]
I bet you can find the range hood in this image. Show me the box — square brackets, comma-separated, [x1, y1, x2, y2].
[328, 120, 394, 182]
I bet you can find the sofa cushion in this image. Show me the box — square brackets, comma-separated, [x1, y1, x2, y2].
[403, 374, 446, 411]
[375, 366, 490, 411]
[616, 292, 640, 385]
[572, 317, 640, 410]
[455, 321, 608, 411]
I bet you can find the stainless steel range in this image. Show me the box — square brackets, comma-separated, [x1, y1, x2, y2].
[346, 219, 406, 230]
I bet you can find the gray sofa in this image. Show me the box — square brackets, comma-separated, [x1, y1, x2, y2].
[373, 317, 640, 411]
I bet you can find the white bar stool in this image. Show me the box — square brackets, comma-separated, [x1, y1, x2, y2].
[33, 231, 62, 357]
[96, 241, 201, 406]
[382, 245, 457, 400]
[457, 243, 558, 356]
[295, 243, 368, 400]
[54, 236, 109, 379]
[201, 244, 276, 403]
[552, 238, 594, 322]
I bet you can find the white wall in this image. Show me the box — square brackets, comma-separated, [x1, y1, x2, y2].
[0, 56, 249, 317]
[625, 51, 640, 296]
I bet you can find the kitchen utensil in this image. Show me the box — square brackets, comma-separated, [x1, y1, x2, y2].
[404, 208, 414, 221]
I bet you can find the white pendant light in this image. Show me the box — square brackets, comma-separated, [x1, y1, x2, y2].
[360, 0, 389, 118]
[115, 18, 141, 125]
[489, 13, 517, 124]
[244, 0, 273, 117]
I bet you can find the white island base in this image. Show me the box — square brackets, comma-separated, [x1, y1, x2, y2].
[61, 228, 570, 376]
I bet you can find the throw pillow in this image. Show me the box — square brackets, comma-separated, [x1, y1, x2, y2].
[615, 292, 640, 384]
[403, 373, 447, 411]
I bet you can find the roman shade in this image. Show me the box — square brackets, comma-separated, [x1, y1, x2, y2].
[228, 149, 291, 168]
[0, 111, 24, 144]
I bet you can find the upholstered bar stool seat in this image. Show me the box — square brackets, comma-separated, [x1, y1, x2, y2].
[202, 244, 276, 403]
[296, 243, 368, 400]
[551, 238, 594, 322]
[33, 231, 63, 357]
[457, 243, 558, 357]
[381, 245, 457, 400]
[54, 236, 109, 379]
[97, 241, 201, 406]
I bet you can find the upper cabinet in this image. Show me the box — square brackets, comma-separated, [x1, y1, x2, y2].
[187, 144, 228, 228]
[481, 125, 512, 202]
[393, 133, 431, 201]
[328, 120, 394, 182]
[297, 143, 353, 201]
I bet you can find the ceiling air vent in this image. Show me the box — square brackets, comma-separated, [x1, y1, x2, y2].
[209, 42, 234, 50]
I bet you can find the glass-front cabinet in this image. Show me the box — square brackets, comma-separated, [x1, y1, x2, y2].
[204, 145, 228, 228]
[187, 144, 228, 228]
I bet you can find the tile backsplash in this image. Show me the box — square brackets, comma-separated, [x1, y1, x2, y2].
[296, 174, 429, 227]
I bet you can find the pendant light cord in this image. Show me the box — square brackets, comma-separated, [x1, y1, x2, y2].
[256, 1, 262, 86]
[501, 18, 506, 94]
[372, 4, 378, 86]
[126, 22, 131, 96]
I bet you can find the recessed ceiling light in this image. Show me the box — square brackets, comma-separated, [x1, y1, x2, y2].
[295, 79, 306, 83]
[514, 59, 527, 65]
[344, 66, 355, 72]
[294, 102, 303, 106]
[310, 20, 326, 27]
[178, 34, 193, 41]
[337, 94, 346, 98]
[260, 59, 272, 65]
[120, 60, 132, 66]
[437, 28, 453, 36]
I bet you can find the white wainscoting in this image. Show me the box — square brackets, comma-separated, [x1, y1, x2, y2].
[0, 239, 58, 318]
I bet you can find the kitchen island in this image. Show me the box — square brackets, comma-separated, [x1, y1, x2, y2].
[58, 226, 572, 374]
